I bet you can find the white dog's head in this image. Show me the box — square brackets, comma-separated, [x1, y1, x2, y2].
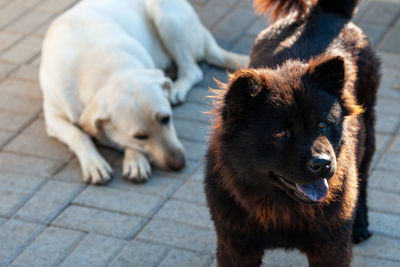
[79, 69, 186, 171]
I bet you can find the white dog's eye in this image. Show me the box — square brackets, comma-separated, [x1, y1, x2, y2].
[160, 115, 170, 125]
[134, 133, 149, 140]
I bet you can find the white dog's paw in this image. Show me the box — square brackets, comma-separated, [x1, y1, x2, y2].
[169, 89, 188, 106]
[123, 152, 151, 183]
[81, 156, 113, 185]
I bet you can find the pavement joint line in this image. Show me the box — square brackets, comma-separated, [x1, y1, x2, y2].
[41, 184, 87, 226]
[368, 207, 400, 217]
[135, 237, 214, 256]
[126, 165, 202, 242]
[376, 10, 400, 50]
[5, 177, 48, 219]
[0, 110, 41, 150]
[2, 223, 47, 267]
[154, 248, 174, 267]
[368, 185, 400, 196]
[371, 117, 400, 172]
[51, 230, 87, 267]
[207, 1, 241, 31]
[352, 253, 400, 264]
[0, 0, 77, 57]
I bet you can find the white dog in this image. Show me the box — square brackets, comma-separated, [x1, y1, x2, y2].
[40, 0, 249, 184]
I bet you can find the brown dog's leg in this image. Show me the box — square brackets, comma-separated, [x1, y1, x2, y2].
[216, 233, 265, 267]
[304, 236, 352, 267]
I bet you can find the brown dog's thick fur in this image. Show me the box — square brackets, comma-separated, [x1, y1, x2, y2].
[205, 0, 380, 266]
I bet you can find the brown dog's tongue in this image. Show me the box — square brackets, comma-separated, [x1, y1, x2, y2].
[295, 178, 329, 202]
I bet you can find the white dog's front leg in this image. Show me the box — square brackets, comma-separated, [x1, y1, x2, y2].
[123, 148, 151, 183]
[44, 113, 113, 185]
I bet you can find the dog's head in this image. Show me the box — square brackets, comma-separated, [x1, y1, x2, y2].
[79, 69, 186, 171]
[217, 55, 361, 205]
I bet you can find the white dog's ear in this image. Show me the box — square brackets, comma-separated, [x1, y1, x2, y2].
[79, 96, 109, 137]
[161, 77, 173, 98]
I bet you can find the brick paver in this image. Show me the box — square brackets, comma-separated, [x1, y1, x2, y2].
[0, 0, 398, 266]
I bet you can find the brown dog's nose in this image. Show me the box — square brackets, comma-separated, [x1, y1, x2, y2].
[168, 153, 186, 171]
[307, 154, 331, 177]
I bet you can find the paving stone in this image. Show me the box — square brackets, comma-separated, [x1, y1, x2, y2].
[73, 186, 163, 217]
[353, 0, 373, 22]
[262, 249, 307, 266]
[379, 18, 400, 54]
[197, 1, 235, 29]
[375, 152, 400, 172]
[368, 188, 400, 215]
[212, 7, 258, 49]
[0, 31, 22, 52]
[4, 130, 74, 160]
[0, 171, 45, 216]
[0, 60, 18, 79]
[360, 2, 400, 27]
[0, 219, 43, 266]
[370, 168, 400, 193]
[376, 133, 391, 153]
[155, 199, 213, 229]
[53, 205, 145, 239]
[0, 112, 34, 132]
[175, 118, 210, 143]
[37, 0, 80, 14]
[0, 36, 43, 64]
[15, 180, 83, 223]
[246, 17, 269, 37]
[231, 36, 255, 55]
[186, 86, 214, 106]
[199, 66, 230, 88]
[6, 9, 53, 35]
[138, 219, 216, 253]
[352, 255, 400, 267]
[378, 69, 400, 100]
[0, 151, 64, 177]
[0, 92, 42, 114]
[0, 130, 13, 146]
[189, 164, 205, 181]
[60, 234, 127, 267]
[0, 77, 37, 100]
[10, 64, 39, 82]
[173, 180, 207, 205]
[181, 139, 207, 161]
[389, 134, 400, 152]
[10, 226, 83, 267]
[54, 158, 83, 183]
[359, 23, 386, 47]
[375, 112, 400, 134]
[369, 211, 400, 239]
[174, 102, 211, 123]
[376, 97, 400, 115]
[108, 166, 182, 197]
[152, 159, 201, 181]
[111, 240, 168, 267]
[159, 249, 212, 267]
[379, 52, 400, 70]
[353, 234, 400, 262]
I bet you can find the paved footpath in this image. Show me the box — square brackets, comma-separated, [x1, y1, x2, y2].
[0, 0, 399, 266]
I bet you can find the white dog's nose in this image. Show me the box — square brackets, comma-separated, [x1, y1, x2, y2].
[167, 153, 186, 171]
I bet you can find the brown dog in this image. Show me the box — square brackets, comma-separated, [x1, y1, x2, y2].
[205, 0, 380, 266]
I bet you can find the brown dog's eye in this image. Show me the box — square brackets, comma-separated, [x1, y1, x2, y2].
[318, 122, 327, 129]
[160, 115, 170, 125]
[274, 130, 290, 139]
[134, 133, 149, 140]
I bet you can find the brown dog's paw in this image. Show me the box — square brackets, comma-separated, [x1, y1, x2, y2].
[352, 225, 372, 244]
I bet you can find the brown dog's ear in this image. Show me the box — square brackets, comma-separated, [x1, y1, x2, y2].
[79, 95, 109, 137]
[223, 69, 264, 117]
[308, 56, 345, 95]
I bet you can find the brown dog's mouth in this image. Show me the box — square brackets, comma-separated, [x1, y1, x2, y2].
[274, 174, 329, 204]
